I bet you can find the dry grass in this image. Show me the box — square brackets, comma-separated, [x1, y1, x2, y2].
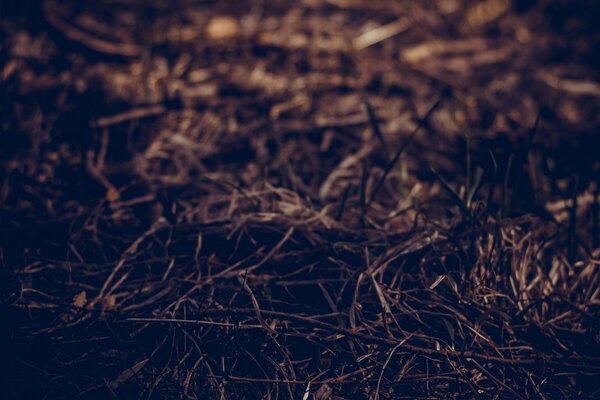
[2, 0, 600, 399]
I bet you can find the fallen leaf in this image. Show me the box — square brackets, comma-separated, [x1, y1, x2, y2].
[106, 187, 120, 201]
[72, 290, 87, 308]
[314, 384, 333, 400]
[206, 16, 239, 40]
[110, 358, 149, 390]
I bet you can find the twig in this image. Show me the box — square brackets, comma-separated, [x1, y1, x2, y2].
[94, 105, 167, 128]
[353, 19, 411, 50]
[468, 358, 526, 400]
[368, 94, 445, 206]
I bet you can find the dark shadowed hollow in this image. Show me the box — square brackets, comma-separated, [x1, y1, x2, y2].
[1, 0, 600, 399]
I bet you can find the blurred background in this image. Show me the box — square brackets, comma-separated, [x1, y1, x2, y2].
[2, 0, 600, 210]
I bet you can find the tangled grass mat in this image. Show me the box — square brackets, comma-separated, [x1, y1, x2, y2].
[2, 0, 600, 398]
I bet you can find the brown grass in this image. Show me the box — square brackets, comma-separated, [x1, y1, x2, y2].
[2, 0, 600, 399]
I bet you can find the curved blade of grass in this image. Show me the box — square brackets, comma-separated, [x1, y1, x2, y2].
[368, 95, 445, 206]
[431, 167, 469, 217]
[466, 166, 485, 209]
[360, 90, 388, 157]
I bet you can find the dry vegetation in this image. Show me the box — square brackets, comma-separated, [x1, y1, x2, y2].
[2, 0, 600, 399]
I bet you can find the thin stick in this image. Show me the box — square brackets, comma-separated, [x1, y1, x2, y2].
[95, 105, 167, 128]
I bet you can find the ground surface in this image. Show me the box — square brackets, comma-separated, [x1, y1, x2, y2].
[2, 0, 600, 399]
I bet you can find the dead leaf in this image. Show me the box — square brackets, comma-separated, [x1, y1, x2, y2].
[106, 187, 120, 201]
[72, 290, 87, 308]
[314, 384, 333, 400]
[104, 294, 117, 310]
[206, 16, 240, 40]
[466, 0, 510, 27]
[110, 358, 149, 390]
